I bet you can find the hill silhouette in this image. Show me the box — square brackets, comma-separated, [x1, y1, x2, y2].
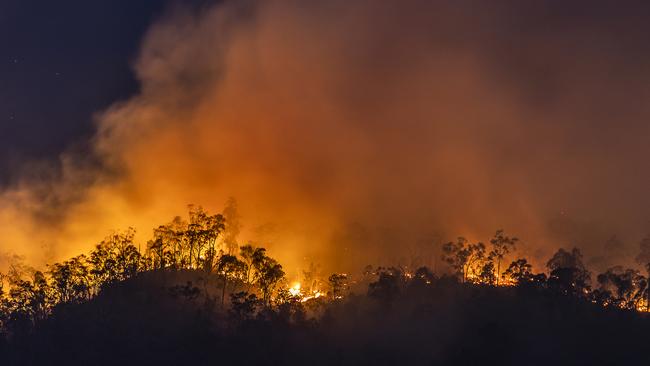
[2, 268, 650, 366]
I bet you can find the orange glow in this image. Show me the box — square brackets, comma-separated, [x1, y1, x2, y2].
[1, 0, 649, 279]
[286, 282, 326, 302]
[288, 282, 302, 297]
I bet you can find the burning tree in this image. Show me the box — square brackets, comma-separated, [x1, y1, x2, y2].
[488, 230, 518, 286]
[594, 267, 647, 309]
[546, 248, 591, 297]
[48, 255, 91, 304]
[215, 254, 246, 305]
[89, 228, 141, 292]
[503, 258, 534, 285]
[635, 236, 650, 311]
[251, 253, 285, 304]
[442, 237, 486, 283]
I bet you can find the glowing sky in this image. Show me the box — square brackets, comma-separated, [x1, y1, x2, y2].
[3, 0, 650, 275]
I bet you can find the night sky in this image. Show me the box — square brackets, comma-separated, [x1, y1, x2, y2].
[0, 0, 174, 184]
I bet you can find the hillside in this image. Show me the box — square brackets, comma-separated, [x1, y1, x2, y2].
[2, 269, 649, 366]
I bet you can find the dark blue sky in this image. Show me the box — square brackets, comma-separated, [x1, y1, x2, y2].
[0, 0, 173, 182]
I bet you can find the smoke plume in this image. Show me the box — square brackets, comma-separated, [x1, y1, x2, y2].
[2, 0, 650, 275]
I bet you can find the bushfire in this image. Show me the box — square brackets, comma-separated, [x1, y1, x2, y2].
[1, 203, 649, 343]
[288, 282, 325, 302]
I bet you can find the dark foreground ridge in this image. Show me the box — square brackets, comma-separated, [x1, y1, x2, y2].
[2, 268, 650, 366]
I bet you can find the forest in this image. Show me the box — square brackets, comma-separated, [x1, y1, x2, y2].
[1, 204, 650, 365]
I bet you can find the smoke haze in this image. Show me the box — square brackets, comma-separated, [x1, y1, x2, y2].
[2, 0, 650, 275]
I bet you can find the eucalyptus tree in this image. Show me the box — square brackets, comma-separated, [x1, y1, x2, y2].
[596, 267, 647, 309]
[215, 254, 246, 305]
[546, 248, 591, 297]
[89, 228, 141, 292]
[442, 237, 486, 283]
[503, 258, 534, 285]
[49, 255, 91, 304]
[240, 244, 267, 286]
[252, 253, 285, 304]
[488, 230, 518, 286]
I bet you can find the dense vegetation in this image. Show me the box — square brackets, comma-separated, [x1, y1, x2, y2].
[1, 204, 650, 365]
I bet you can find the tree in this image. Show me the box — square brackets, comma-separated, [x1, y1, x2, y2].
[215, 254, 245, 305]
[181, 206, 226, 271]
[148, 227, 169, 270]
[488, 230, 518, 286]
[194, 207, 226, 271]
[49, 255, 91, 304]
[147, 217, 186, 270]
[503, 258, 533, 285]
[302, 262, 322, 295]
[30, 271, 51, 323]
[89, 229, 141, 292]
[148, 207, 225, 272]
[252, 253, 285, 304]
[229, 291, 260, 322]
[442, 237, 486, 283]
[635, 237, 650, 310]
[413, 266, 435, 286]
[596, 267, 647, 309]
[478, 261, 497, 285]
[185, 205, 206, 269]
[240, 244, 266, 286]
[546, 248, 591, 297]
[368, 267, 404, 305]
[328, 273, 348, 299]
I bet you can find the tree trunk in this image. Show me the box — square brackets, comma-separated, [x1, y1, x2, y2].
[189, 245, 193, 269]
[221, 276, 227, 305]
[496, 259, 501, 286]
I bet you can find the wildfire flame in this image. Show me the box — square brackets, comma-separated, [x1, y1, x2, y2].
[287, 282, 325, 302]
[289, 282, 302, 297]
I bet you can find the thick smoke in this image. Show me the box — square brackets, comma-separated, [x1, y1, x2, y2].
[2, 0, 650, 275]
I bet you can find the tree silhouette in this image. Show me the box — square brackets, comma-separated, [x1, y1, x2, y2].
[488, 230, 518, 286]
[216, 254, 245, 305]
[252, 254, 285, 304]
[240, 243, 266, 287]
[596, 267, 647, 309]
[328, 273, 348, 299]
[635, 236, 650, 310]
[368, 267, 404, 306]
[89, 229, 141, 292]
[546, 248, 591, 297]
[442, 237, 486, 283]
[49, 255, 91, 304]
[413, 266, 436, 285]
[229, 291, 260, 322]
[478, 261, 497, 285]
[4, 206, 650, 365]
[29, 271, 51, 323]
[503, 258, 533, 285]
[302, 262, 322, 295]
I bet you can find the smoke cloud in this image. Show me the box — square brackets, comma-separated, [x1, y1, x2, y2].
[2, 0, 650, 275]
